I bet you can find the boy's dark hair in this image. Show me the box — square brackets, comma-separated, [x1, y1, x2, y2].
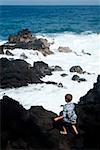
[65, 94, 73, 102]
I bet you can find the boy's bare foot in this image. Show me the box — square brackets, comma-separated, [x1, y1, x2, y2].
[60, 131, 67, 135]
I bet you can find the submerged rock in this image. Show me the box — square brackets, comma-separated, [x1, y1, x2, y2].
[58, 46, 72, 53]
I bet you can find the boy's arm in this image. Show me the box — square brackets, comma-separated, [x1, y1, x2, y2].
[54, 115, 64, 121]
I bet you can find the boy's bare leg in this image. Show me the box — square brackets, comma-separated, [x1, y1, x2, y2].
[72, 125, 78, 134]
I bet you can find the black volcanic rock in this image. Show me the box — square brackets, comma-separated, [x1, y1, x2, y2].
[0, 96, 26, 149]
[2, 29, 53, 56]
[0, 76, 100, 149]
[70, 66, 84, 74]
[0, 45, 4, 54]
[75, 75, 100, 149]
[0, 96, 70, 150]
[0, 58, 64, 89]
[33, 61, 52, 78]
[0, 58, 42, 88]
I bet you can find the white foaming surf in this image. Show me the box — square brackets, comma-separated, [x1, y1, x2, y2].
[0, 32, 100, 114]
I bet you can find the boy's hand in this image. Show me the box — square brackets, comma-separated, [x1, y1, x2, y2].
[54, 118, 58, 121]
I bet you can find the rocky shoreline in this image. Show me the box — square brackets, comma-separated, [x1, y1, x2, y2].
[0, 75, 100, 150]
[0, 29, 100, 149]
[0, 29, 53, 56]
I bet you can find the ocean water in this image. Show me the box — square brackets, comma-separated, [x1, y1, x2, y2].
[0, 5, 100, 39]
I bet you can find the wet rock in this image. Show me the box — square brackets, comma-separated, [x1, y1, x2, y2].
[8, 28, 33, 43]
[32, 38, 53, 56]
[5, 50, 14, 56]
[3, 29, 53, 56]
[20, 52, 28, 59]
[57, 82, 63, 87]
[58, 46, 72, 53]
[70, 66, 84, 74]
[33, 61, 52, 78]
[61, 73, 68, 77]
[0, 45, 4, 54]
[0, 58, 42, 88]
[78, 78, 87, 82]
[72, 75, 80, 81]
[72, 75, 86, 82]
[82, 50, 91, 56]
[51, 65, 63, 71]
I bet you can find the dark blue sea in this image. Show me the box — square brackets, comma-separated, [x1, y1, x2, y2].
[0, 5, 100, 40]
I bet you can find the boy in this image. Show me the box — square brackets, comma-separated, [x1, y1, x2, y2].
[54, 94, 78, 135]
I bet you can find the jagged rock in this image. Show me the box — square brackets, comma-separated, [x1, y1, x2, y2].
[70, 66, 84, 74]
[8, 29, 33, 43]
[72, 75, 80, 81]
[82, 50, 91, 56]
[51, 65, 63, 71]
[72, 75, 86, 82]
[0, 45, 4, 54]
[0, 96, 70, 150]
[0, 58, 57, 89]
[2, 29, 53, 56]
[57, 82, 63, 87]
[33, 61, 52, 78]
[76, 75, 100, 149]
[20, 52, 28, 59]
[58, 46, 72, 53]
[0, 58, 43, 88]
[0, 76, 100, 149]
[78, 78, 87, 82]
[61, 73, 68, 77]
[32, 38, 53, 56]
[5, 50, 14, 56]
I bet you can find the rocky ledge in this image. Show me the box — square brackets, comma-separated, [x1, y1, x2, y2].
[0, 58, 64, 89]
[0, 75, 100, 150]
[0, 29, 53, 56]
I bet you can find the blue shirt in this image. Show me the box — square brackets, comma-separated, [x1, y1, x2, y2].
[63, 102, 77, 124]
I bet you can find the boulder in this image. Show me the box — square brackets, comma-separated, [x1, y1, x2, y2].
[72, 75, 86, 82]
[8, 29, 33, 43]
[51, 65, 63, 71]
[0, 45, 4, 54]
[20, 52, 28, 59]
[70, 66, 84, 74]
[0, 58, 43, 88]
[33, 61, 52, 78]
[58, 46, 72, 53]
[61, 73, 68, 77]
[72, 75, 80, 81]
[31, 38, 53, 56]
[5, 50, 14, 56]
